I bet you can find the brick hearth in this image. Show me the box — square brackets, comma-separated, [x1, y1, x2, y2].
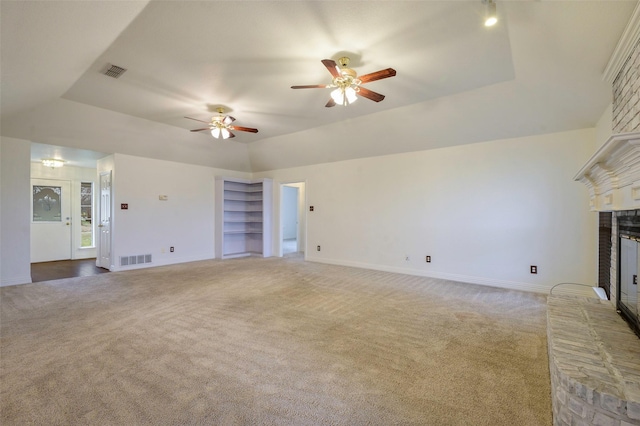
[547, 295, 640, 426]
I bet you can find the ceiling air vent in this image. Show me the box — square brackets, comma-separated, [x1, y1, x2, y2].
[103, 64, 127, 79]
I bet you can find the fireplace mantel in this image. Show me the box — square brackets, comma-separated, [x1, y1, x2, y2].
[575, 132, 640, 211]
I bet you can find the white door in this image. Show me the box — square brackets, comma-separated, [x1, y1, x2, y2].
[31, 179, 72, 262]
[97, 171, 112, 269]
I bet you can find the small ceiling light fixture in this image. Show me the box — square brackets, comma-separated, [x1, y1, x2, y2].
[41, 158, 65, 168]
[483, 0, 498, 27]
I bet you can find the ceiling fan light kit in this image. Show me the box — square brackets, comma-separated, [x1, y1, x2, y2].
[186, 107, 258, 140]
[291, 56, 396, 108]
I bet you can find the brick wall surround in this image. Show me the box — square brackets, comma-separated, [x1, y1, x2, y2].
[613, 38, 640, 134]
[559, 11, 640, 425]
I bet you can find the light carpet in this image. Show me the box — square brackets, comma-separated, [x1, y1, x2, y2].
[1, 256, 551, 425]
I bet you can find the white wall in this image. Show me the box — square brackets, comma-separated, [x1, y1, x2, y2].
[596, 103, 613, 149]
[1, 137, 32, 286]
[105, 153, 249, 271]
[256, 128, 598, 295]
[0, 128, 599, 295]
[30, 162, 99, 260]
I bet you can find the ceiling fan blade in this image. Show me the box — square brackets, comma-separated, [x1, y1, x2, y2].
[291, 84, 329, 89]
[227, 131, 236, 139]
[357, 87, 386, 102]
[223, 115, 236, 125]
[321, 59, 341, 78]
[358, 68, 397, 84]
[190, 127, 211, 132]
[229, 126, 259, 133]
[184, 116, 210, 124]
[325, 98, 336, 108]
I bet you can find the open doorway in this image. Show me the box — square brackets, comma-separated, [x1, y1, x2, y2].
[280, 182, 306, 257]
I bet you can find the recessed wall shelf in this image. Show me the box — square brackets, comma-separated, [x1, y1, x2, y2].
[215, 177, 272, 259]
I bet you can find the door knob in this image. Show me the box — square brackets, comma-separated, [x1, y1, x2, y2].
[66, 222, 70, 225]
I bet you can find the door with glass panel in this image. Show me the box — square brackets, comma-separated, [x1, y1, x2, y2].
[97, 171, 112, 269]
[31, 179, 72, 262]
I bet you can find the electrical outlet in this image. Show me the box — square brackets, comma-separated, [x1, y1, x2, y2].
[405, 255, 410, 261]
[530, 265, 537, 274]
[426, 256, 431, 263]
[170, 247, 174, 253]
[317, 245, 321, 251]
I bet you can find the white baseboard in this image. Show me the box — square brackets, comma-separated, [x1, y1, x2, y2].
[0, 274, 33, 287]
[305, 256, 554, 294]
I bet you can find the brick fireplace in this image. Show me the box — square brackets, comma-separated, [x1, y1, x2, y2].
[547, 7, 640, 426]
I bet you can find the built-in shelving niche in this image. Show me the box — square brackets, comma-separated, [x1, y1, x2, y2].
[215, 177, 272, 259]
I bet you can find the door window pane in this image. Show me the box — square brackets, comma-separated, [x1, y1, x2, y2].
[81, 182, 93, 247]
[33, 185, 62, 222]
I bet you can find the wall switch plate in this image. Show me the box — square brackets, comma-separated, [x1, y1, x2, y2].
[170, 247, 174, 253]
[531, 265, 537, 274]
[121, 203, 128, 210]
[426, 256, 431, 263]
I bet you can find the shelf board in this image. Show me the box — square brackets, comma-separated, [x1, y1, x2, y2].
[223, 187, 263, 193]
[224, 197, 263, 202]
[224, 231, 263, 234]
[224, 209, 263, 212]
[224, 219, 263, 223]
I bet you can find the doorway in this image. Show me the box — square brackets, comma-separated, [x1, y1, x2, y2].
[280, 182, 306, 256]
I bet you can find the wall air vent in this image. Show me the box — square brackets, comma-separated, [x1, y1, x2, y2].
[119, 254, 152, 266]
[104, 64, 127, 79]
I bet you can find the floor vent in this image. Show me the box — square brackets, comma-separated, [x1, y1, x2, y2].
[120, 254, 152, 266]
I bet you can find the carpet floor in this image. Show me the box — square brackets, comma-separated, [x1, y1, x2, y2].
[1, 256, 551, 425]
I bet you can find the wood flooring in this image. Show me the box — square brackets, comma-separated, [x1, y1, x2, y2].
[30, 258, 109, 282]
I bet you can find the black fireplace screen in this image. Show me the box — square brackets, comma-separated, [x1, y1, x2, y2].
[616, 210, 640, 338]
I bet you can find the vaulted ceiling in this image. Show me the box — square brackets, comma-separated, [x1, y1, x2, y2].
[1, 1, 636, 172]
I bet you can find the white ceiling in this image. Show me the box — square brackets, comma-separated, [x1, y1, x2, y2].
[0, 1, 636, 172]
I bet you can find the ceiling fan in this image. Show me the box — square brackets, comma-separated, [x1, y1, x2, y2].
[291, 57, 396, 107]
[185, 108, 258, 139]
